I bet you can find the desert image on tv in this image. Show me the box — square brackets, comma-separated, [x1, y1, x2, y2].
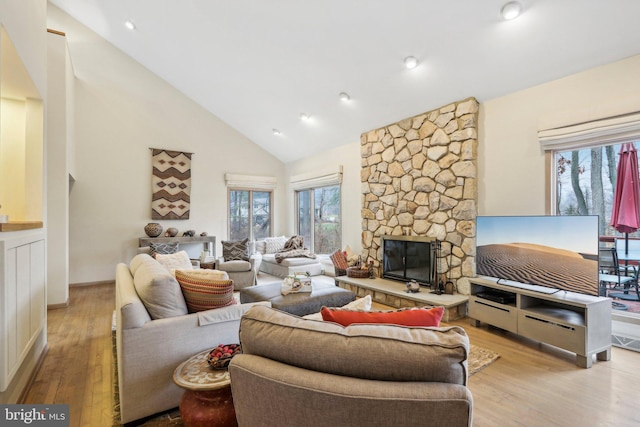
[476, 243, 598, 295]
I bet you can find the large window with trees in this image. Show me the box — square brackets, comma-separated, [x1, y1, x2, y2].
[555, 142, 639, 237]
[228, 189, 272, 241]
[296, 184, 341, 254]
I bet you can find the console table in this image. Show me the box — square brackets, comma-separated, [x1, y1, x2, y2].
[138, 236, 216, 258]
[468, 275, 611, 368]
[335, 276, 468, 321]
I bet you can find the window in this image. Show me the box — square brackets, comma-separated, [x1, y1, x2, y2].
[228, 189, 272, 241]
[225, 173, 277, 242]
[296, 184, 341, 254]
[554, 142, 639, 238]
[291, 166, 343, 254]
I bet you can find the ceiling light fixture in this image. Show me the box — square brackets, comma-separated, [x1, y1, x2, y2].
[124, 20, 136, 30]
[500, 1, 522, 20]
[272, 128, 281, 136]
[339, 92, 350, 102]
[300, 113, 310, 121]
[404, 56, 418, 69]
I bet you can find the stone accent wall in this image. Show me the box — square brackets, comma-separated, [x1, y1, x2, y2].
[360, 97, 478, 294]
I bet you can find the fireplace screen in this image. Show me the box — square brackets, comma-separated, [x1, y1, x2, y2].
[381, 235, 437, 286]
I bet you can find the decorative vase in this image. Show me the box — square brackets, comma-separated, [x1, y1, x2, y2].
[144, 223, 163, 237]
[165, 227, 178, 237]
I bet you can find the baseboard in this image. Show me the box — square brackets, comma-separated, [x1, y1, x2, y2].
[17, 344, 49, 404]
[70, 280, 115, 287]
[47, 300, 69, 310]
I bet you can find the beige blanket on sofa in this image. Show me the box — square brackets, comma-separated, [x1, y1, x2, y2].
[275, 236, 317, 263]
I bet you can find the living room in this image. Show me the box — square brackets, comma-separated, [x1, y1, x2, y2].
[2, 1, 640, 425]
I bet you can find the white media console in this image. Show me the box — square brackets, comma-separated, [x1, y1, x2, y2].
[468, 276, 612, 368]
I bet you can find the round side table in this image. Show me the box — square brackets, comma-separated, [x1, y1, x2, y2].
[173, 349, 238, 427]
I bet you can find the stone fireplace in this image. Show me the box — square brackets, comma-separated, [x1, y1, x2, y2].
[360, 97, 478, 295]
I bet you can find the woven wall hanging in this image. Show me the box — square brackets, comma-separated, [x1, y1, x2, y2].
[151, 148, 192, 220]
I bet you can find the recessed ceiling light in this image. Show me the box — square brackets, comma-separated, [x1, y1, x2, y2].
[501, 1, 522, 20]
[124, 20, 136, 30]
[300, 113, 310, 121]
[404, 56, 418, 69]
[272, 128, 281, 135]
[339, 92, 350, 102]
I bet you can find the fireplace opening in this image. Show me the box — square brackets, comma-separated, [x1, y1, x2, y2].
[381, 235, 438, 287]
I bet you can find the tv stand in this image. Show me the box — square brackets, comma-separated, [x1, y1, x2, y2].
[469, 276, 611, 368]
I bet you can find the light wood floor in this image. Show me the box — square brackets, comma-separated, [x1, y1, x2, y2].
[22, 282, 640, 427]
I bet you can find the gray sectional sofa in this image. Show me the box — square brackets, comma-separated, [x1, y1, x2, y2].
[229, 305, 473, 427]
[115, 254, 269, 424]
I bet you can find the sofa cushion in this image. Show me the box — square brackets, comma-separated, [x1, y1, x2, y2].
[321, 306, 444, 327]
[130, 254, 189, 319]
[155, 250, 193, 272]
[149, 241, 179, 257]
[217, 259, 252, 272]
[175, 269, 236, 313]
[239, 305, 469, 385]
[222, 238, 250, 261]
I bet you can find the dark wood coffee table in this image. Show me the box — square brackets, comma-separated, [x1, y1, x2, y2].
[173, 349, 237, 427]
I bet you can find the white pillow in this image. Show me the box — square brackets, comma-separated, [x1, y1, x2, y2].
[303, 295, 372, 320]
[255, 240, 266, 254]
[265, 236, 287, 254]
[155, 250, 193, 272]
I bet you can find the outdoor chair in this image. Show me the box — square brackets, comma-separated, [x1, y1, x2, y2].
[600, 247, 640, 301]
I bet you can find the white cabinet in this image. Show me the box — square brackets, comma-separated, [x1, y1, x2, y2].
[0, 231, 46, 391]
[469, 276, 611, 368]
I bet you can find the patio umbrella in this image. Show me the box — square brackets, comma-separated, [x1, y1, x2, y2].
[610, 142, 640, 254]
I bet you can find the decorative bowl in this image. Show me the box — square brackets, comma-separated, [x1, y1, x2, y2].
[207, 344, 242, 369]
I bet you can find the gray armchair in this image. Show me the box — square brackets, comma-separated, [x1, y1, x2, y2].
[229, 305, 473, 427]
[215, 253, 261, 290]
[216, 238, 262, 290]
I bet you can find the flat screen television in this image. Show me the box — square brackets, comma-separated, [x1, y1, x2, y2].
[475, 215, 599, 296]
[381, 235, 437, 286]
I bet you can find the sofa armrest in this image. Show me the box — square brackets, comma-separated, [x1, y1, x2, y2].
[116, 263, 152, 329]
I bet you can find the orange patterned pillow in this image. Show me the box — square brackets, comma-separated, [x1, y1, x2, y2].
[321, 306, 445, 327]
[330, 250, 349, 270]
[175, 270, 236, 313]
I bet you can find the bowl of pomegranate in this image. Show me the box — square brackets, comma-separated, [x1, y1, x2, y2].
[207, 344, 242, 369]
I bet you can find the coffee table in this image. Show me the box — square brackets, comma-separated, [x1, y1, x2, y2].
[240, 281, 356, 316]
[173, 349, 237, 427]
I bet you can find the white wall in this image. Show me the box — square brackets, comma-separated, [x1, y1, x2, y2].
[479, 54, 640, 216]
[46, 31, 70, 306]
[47, 5, 287, 284]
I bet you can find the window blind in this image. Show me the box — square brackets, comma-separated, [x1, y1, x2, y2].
[538, 112, 640, 151]
[290, 165, 343, 191]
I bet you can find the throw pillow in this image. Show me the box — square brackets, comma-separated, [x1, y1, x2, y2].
[222, 238, 250, 261]
[264, 236, 287, 254]
[330, 250, 349, 271]
[131, 254, 189, 319]
[175, 269, 236, 313]
[155, 250, 193, 272]
[321, 305, 445, 327]
[303, 295, 372, 320]
[150, 241, 179, 257]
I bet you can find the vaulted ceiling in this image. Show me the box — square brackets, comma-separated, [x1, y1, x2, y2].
[49, 0, 640, 162]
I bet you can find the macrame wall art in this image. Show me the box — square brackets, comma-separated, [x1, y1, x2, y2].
[150, 148, 192, 220]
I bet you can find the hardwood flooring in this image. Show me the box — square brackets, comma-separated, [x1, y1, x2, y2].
[22, 282, 640, 427]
